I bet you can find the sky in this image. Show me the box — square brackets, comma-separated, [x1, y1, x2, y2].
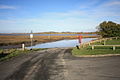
[0, 0, 120, 33]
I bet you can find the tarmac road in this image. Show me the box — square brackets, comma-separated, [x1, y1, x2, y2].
[0, 48, 120, 80]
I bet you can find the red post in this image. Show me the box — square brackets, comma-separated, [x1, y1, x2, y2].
[78, 35, 82, 44]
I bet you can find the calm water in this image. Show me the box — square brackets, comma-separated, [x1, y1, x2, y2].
[27, 38, 96, 48]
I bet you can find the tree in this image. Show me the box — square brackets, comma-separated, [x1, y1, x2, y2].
[97, 21, 120, 37]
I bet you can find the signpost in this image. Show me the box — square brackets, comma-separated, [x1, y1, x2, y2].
[22, 43, 25, 51]
[30, 30, 33, 47]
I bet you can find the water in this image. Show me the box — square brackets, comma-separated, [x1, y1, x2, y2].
[27, 38, 96, 48]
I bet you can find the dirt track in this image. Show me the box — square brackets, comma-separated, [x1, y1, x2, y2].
[0, 48, 120, 80]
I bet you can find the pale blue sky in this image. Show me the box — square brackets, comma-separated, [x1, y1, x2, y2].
[0, 0, 120, 33]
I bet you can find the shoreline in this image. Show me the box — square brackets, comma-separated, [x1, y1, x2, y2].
[0, 38, 64, 49]
[0, 35, 98, 49]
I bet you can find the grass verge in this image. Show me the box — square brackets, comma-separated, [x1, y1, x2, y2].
[72, 38, 120, 56]
[72, 47, 120, 56]
[0, 48, 45, 61]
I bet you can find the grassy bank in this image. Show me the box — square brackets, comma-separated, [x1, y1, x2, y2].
[72, 38, 120, 56]
[0, 48, 45, 61]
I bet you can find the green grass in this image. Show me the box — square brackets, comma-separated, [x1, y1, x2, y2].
[0, 48, 46, 61]
[72, 47, 120, 56]
[72, 38, 120, 56]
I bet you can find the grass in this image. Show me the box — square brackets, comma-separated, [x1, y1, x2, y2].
[72, 38, 120, 56]
[0, 48, 46, 61]
[72, 47, 120, 56]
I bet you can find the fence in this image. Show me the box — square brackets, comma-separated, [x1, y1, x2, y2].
[80, 37, 120, 49]
[91, 45, 120, 50]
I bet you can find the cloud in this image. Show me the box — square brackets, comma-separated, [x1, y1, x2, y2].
[93, 0, 120, 17]
[0, 5, 16, 9]
[104, 1, 120, 7]
[42, 0, 120, 20]
[44, 10, 86, 18]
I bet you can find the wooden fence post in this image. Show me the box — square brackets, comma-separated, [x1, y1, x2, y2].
[113, 46, 115, 50]
[92, 46, 94, 50]
[104, 40, 106, 45]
